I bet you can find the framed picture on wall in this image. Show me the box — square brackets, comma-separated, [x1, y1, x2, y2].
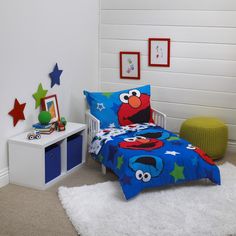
[148, 38, 170, 67]
[120, 52, 140, 80]
[41, 95, 60, 123]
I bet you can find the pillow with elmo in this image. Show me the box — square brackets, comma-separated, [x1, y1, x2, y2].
[84, 85, 154, 129]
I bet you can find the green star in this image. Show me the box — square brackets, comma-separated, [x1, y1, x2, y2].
[170, 163, 185, 182]
[167, 136, 180, 141]
[98, 154, 104, 162]
[102, 92, 112, 98]
[117, 156, 124, 169]
[33, 83, 48, 108]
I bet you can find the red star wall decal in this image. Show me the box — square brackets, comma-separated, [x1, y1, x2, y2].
[8, 99, 26, 126]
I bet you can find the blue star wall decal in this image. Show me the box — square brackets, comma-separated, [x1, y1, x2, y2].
[49, 63, 63, 88]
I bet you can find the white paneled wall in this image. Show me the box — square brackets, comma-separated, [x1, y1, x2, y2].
[100, 0, 236, 142]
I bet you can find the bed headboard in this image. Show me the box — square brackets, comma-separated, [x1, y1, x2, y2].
[85, 109, 167, 145]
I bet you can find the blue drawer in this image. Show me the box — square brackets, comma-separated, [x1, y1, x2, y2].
[45, 144, 61, 183]
[67, 134, 82, 171]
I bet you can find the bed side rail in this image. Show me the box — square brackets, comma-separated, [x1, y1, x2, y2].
[85, 111, 100, 145]
[152, 108, 167, 129]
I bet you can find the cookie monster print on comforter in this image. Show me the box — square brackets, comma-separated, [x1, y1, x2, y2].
[89, 123, 221, 200]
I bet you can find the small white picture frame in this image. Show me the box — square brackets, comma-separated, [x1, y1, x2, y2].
[120, 52, 140, 80]
[148, 38, 170, 67]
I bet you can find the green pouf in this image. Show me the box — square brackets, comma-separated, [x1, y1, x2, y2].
[180, 117, 228, 160]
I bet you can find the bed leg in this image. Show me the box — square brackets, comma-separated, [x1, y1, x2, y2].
[101, 164, 106, 175]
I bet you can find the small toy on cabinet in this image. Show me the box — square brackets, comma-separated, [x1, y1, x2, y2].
[27, 130, 41, 140]
[55, 117, 67, 132]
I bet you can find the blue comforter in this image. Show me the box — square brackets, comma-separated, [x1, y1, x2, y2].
[89, 123, 221, 200]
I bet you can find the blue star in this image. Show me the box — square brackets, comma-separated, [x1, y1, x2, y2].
[192, 157, 198, 166]
[49, 63, 63, 88]
[171, 141, 182, 146]
[108, 145, 118, 163]
[120, 175, 132, 185]
[97, 103, 105, 111]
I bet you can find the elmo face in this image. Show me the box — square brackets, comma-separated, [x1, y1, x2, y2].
[118, 89, 152, 126]
[119, 136, 163, 151]
[187, 144, 215, 165]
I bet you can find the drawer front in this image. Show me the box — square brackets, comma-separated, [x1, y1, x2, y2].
[45, 144, 61, 183]
[67, 134, 82, 171]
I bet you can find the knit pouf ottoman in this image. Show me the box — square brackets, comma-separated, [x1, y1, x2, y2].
[180, 117, 228, 160]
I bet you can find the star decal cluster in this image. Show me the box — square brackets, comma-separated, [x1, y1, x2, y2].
[49, 63, 63, 88]
[9, 62, 64, 127]
[8, 99, 26, 126]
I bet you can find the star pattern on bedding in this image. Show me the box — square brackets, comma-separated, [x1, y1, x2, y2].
[102, 92, 112, 98]
[167, 136, 180, 141]
[120, 175, 132, 185]
[111, 102, 120, 113]
[171, 141, 182, 146]
[97, 103, 105, 111]
[117, 156, 124, 170]
[165, 151, 180, 156]
[170, 163, 185, 182]
[109, 123, 115, 128]
[98, 154, 104, 162]
[192, 157, 198, 166]
[108, 146, 118, 163]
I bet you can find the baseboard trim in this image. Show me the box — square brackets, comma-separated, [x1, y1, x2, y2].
[0, 167, 9, 188]
[228, 141, 236, 153]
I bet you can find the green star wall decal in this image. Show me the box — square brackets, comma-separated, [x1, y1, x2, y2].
[33, 83, 48, 109]
[102, 92, 112, 98]
[117, 156, 124, 169]
[170, 163, 185, 182]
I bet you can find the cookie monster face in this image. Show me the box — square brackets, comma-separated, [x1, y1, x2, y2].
[135, 127, 170, 140]
[118, 89, 151, 126]
[119, 136, 163, 151]
[187, 144, 215, 165]
[129, 155, 163, 182]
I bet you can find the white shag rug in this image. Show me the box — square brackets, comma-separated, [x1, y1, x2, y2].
[58, 163, 236, 236]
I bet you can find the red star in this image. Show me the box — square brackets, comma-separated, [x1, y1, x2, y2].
[8, 99, 26, 126]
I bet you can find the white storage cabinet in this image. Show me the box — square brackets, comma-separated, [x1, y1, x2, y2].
[8, 122, 87, 190]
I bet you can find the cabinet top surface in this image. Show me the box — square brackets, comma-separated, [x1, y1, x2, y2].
[8, 122, 86, 148]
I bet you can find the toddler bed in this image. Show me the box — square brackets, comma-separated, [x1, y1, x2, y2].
[84, 85, 220, 200]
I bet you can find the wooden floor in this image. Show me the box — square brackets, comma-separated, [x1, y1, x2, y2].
[0, 152, 235, 236]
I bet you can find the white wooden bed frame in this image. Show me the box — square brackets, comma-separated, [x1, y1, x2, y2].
[85, 109, 167, 175]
